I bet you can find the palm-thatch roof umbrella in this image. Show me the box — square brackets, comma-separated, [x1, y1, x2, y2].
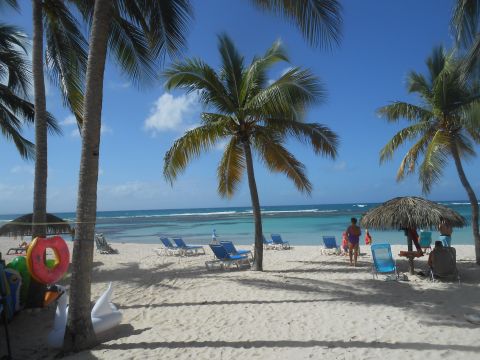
[0, 213, 72, 239]
[360, 197, 465, 274]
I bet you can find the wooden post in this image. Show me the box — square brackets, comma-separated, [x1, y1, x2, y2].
[406, 231, 415, 275]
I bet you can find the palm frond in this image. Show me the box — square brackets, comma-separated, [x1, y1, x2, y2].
[395, 132, 434, 181]
[43, 0, 88, 126]
[246, 67, 325, 118]
[418, 130, 450, 194]
[240, 38, 289, 105]
[407, 71, 432, 99]
[0, 102, 35, 159]
[0, 0, 18, 10]
[426, 46, 447, 84]
[163, 58, 235, 113]
[452, 0, 480, 47]
[377, 102, 433, 123]
[248, 0, 342, 48]
[253, 130, 312, 194]
[217, 136, 245, 198]
[265, 119, 338, 158]
[0, 23, 30, 97]
[217, 34, 244, 106]
[163, 121, 228, 183]
[380, 122, 431, 164]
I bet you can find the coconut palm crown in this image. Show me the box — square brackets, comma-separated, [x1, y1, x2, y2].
[0, 23, 59, 159]
[378, 46, 480, 264]
[163, 34, 338, 270]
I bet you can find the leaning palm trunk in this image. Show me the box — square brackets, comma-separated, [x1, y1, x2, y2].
[32, 0, 47, 238]
[450, 143, 480, 264]
[64, 0, 113, 351]
[243, 140, 264, 271]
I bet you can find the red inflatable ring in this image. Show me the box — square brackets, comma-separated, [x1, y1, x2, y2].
[27, 236, 70, 284]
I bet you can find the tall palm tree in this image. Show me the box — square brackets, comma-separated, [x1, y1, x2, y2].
[66, 0, 342, 351]
[163, 34, 338, 271]
[378, 46, 480, 264]
[30, 0, 88, 238]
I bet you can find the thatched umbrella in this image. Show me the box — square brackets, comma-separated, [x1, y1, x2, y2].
[360, 197, 466, 274]
[0, 213, 72, 238]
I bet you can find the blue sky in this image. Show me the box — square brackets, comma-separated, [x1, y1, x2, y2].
[1, 0, 478, 214]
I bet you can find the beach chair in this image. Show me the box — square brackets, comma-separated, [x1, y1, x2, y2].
[220, 241, 252, 259]
[371, 244, 398, 280]
[159, 237, 184, 256]
[263, 235, 277, 249]
[271, 234, 291, 249]
[95, 233, 118, 254]
[205, 244, 250, 270]
[172, 238, 206, 256]
[419, 231, 433, 254]
[321, 236, 340, 255]
[429, 246, 460, 283]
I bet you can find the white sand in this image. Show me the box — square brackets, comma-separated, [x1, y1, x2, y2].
[1, 237, 480, 360]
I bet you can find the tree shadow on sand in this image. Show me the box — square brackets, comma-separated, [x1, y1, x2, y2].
[96, 339, 480, 352]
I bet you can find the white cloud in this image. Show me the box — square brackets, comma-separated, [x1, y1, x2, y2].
[333, 161, 347, 171]
[61, 114, 77, 126]
[143, 93, 199, 134]
[100, 181, 161, 198]
[101, 124, 112, 134]
[109, 81, 131, 90]
[10, 165, 34, 175]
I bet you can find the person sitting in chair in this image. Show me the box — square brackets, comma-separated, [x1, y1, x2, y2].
[428, 240, 443, 268]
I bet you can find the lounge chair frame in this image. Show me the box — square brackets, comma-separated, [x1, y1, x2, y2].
[173, 238, 206, 256]
[371, 244, 398, 280]
[205, 244, 251, 270]
[321, 236, 340, 255]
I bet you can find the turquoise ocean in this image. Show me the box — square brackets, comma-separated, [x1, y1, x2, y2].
[0, 201, 475, 246]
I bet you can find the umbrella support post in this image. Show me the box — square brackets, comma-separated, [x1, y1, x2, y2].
[407, 235, 415, 275]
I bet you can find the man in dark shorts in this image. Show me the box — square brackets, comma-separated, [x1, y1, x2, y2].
[346, 217, 361, 266]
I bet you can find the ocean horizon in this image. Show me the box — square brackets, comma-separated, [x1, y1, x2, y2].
[0, 201, 476, 246]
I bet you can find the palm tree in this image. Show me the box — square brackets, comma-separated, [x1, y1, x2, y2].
[66, 0, 342, 350]
[378, 46, 480, 264]
[30, 0, 88, 238]
[163, 34, 338, 271]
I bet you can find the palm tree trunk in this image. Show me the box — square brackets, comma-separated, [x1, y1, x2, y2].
[32, 0, 47, 239]
[450, 142, 480, 264]
[242, 139, 264, 271]
[63, 0, 113, 351]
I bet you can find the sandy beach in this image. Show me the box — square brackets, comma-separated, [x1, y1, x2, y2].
[1, 236, 480, 360]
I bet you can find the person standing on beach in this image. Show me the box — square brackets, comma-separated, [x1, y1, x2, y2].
[438, 221, 453, 246]
[346, 218, 361, 266]
[365, 229, 372, 245]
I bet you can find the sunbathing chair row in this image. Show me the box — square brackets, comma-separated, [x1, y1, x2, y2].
[205, 242, 252, 271]
[263, 234, 290, 250]
[160, 237, 205, 256]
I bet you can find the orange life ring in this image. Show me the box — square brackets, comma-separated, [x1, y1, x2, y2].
[26, 236, 70, 284]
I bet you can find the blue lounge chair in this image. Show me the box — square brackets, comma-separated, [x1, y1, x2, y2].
[263, 235, 276, 249]
[159, 237, 183, 256]
[271, 234, 290, 249]
[321, 236, 340, 255]
[371, 244, 398, 280]
[419, 231, 432, 254]
[206, 244, 250, 270]
[173, 237, 206, 255]
[220, 241, 252, 259]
